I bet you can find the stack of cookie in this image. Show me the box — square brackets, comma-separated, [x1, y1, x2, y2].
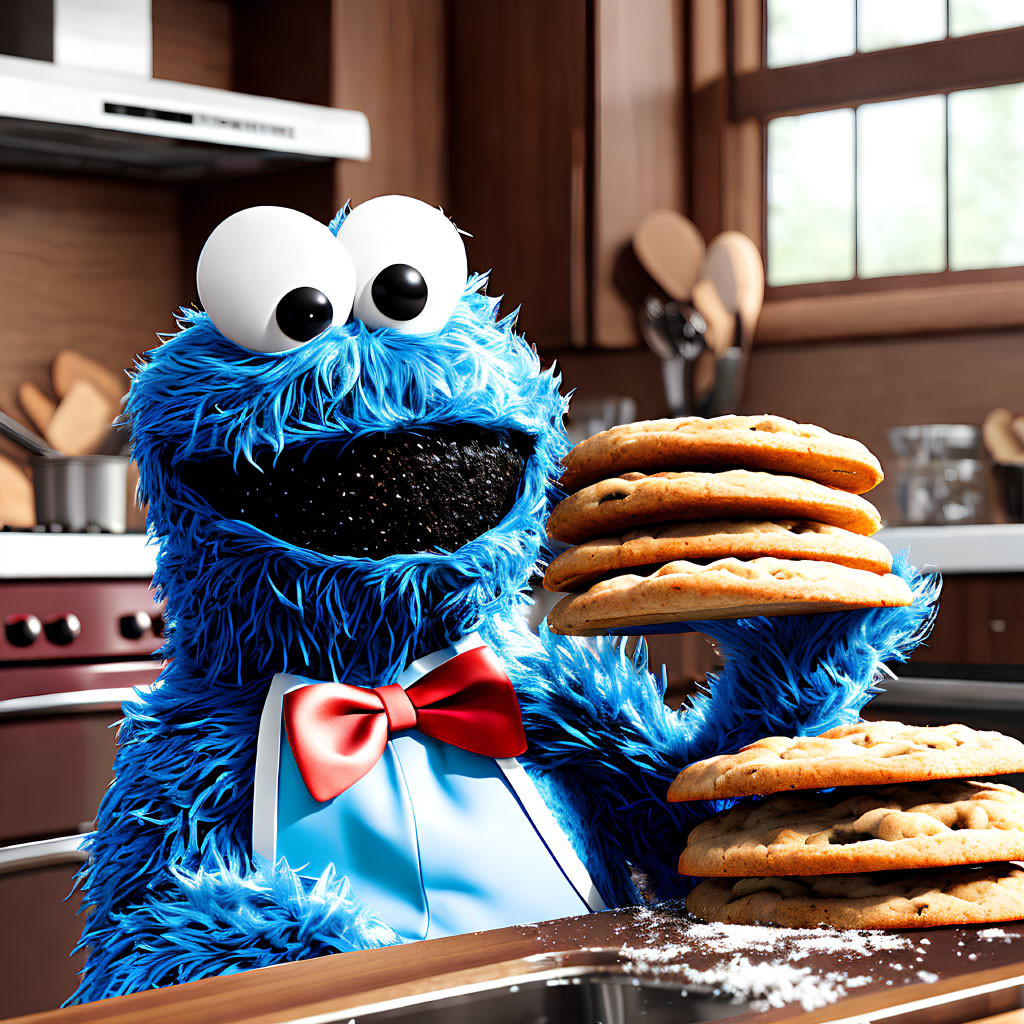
[544, 415, 913, 635]
[670, 721, 1024, 929]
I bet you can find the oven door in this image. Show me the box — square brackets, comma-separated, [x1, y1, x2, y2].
[0, 659, 159, 1017]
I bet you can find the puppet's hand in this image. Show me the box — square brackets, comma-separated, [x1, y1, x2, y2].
[71, 854, 399, 1004]
[493, 621, 705, 905]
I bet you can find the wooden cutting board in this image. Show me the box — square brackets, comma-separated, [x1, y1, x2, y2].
[0, 453, 34, 528]
[51, 349, 126, 408]
[18, 381, 56, 434]
[45, 379, 118, 456]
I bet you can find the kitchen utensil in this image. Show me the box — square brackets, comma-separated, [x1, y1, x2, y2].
[0, 409, 128, 532]
[638, 297, 676, 361]
[980, 411, 1024, 521]
[0, 408, 58, 457]
[46, 379, 119, 457]
[982, 408, 1024, 464]
[0, 454, 34, 528]
[894, 423, 987, 463]
[17, 381, 56, 435]
[1012, 414, 1024, 450]
[33, 455, 129, 533]
[888, 425, 988, 525]
[703, 232, 765, 343]
[51, 349, 126, 408]
[638, 298, 707, 416]
[661, 301, 706, 416]
[689, 278, 736, 356]
[632, 210, 705, 303]
[701, 231, 765, 410]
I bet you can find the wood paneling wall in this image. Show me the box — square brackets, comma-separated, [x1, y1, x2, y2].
[591, 0, 687, 348]
[0, 172, 181, 442]
[332, 0, 450, 209]
[152, 0, 233, 90]
[448, 0, 589, 348]
[741, 330, 1024, 521]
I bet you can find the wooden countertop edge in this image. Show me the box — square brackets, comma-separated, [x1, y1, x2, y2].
[11, 921, 595, 1024]
[13, 913, 1024, 1024]
[757, 959, 1024, 1024]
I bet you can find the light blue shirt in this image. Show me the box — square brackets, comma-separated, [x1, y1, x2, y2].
[253, 634, 604, 941]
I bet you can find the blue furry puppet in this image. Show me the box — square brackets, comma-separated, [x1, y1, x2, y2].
[72, 196, 939, 1003]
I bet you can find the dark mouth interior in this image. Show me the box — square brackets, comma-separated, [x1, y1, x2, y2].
[178, 425, 531, 558]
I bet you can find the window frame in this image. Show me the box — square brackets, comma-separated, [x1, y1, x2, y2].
[699, 1, 1024, 343]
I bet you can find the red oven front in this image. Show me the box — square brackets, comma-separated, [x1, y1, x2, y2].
[0, 578, 164, 1018]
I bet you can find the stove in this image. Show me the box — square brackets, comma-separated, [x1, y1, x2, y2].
[0, 532, 162, 1017]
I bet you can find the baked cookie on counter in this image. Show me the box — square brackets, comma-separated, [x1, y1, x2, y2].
[678, 781, 1024, 877]
[675, 721, 1024, 930]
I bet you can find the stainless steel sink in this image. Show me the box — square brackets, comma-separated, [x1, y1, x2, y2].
[316, 962, 1024, 1024]
[331, 968, 751, 1024]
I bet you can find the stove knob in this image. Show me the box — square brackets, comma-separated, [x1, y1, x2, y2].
[120, 611, 152, 640]
[5, 614, 42, 648]
[150, 613, 164, 638]
[44, 613, 81, 646]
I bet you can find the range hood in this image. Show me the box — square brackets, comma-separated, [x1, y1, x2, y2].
[0, 0, 370, 181]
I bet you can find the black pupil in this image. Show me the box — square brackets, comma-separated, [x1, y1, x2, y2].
[276, 286, 334, 342]
[371, 264, 428, 321]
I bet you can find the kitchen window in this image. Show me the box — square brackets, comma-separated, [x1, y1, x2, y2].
[709, 0, 1024, 341]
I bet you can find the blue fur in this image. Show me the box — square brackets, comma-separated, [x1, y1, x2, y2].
[71, 208, 940, 1004]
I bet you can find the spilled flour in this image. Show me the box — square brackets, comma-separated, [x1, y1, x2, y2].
[616, 908, 911, 1012]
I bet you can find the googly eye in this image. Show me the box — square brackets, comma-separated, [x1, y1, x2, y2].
[336, 195, 468, 335]
[197, 207, 356, 353]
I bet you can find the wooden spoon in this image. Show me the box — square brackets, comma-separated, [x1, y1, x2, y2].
[701, 231, 765, 409]
[633, 210, 706, 303]
[983, 408, 1024, 464]
[703, 231, 765, 350]
[18, 381, 56, 435]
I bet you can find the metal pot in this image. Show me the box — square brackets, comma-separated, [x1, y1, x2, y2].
[0, 410, 129, 533]
[32, 454, 129, 533]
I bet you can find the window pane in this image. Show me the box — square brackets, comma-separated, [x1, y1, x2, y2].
[767, 0, 855, 68]
[858, 0, 946, 51]
[767, 109, 855, 285]
[857, 96, 946, 278]
[949, 83, 1024, 270]
[950, 0, 1024, 35]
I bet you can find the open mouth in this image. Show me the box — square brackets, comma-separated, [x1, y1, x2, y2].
[178, 425, 532, 558]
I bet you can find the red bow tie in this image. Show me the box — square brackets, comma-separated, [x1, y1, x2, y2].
[283, 645, 527, 803]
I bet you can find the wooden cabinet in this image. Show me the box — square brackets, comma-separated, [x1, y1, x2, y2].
[448, 0, 686, 353]
[911, 574, 1024, 667]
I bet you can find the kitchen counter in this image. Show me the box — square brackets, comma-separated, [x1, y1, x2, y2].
[16, 906, 1024, 1024]
[0, 533, 156, 580]
[879, 523, 1024, 575]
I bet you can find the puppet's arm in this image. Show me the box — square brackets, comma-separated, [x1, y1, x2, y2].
[71, 853, 399, 1004]
[501, 554, 940, 906]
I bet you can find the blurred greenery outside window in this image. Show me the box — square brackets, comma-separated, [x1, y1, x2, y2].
[757, 1, 1024, 295]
